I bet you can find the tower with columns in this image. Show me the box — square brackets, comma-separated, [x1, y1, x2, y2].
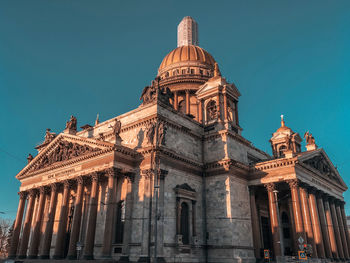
[8, 16, 349, 263]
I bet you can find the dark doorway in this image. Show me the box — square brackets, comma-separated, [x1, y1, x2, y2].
[180, 202, 189, 245]
[281, 212, 292, 256]
[115, 200, 125, 244]
[261, 216, 273, 252]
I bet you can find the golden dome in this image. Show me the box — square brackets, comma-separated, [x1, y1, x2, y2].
[158, 45, 216, 73]
[276, 115, 292, 133]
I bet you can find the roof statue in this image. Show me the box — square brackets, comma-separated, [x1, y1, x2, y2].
[65, 115, 77, 131]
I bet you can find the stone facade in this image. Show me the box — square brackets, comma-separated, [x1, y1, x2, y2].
[8, 17, 350, 263]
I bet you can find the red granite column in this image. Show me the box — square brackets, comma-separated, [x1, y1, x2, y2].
[53, 180, 71, 259]
[102, 168, 118, 258]
[67, 177, 84, 259]
[28, 187, 47, 258]
[249, 186, 262, 259]
[198, 100, 203, 124]
[340, 202, 350, 256]
[223, 92, 228, 120]
[316, 192, 332, 259]
[335, 200, 349, 259]
[234, 101, 239, 125]
[324, 196, 338, 259]
[329, 198, 344, 259]
[18, 189, 37, 259]
[185, 90, 190, 115]
[39, 183, 58, 259]
[264, 183, 281, 258]
[299, 185, 317, 257]
[174, 91, 178, 110]
[287, 180, 306, 242]
[83, 172, 100, 260]
[8, 191, 27, 259]
[308, 188, 325, 258]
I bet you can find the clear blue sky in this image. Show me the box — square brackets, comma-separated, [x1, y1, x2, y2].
[1, 0, 350, 220]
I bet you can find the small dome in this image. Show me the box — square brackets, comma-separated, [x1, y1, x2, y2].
[276, 115, 293, 133]
[158, 45, 216, 74]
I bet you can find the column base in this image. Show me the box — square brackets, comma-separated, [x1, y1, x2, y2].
[39, 255, 50, 259]
[27, 255, 38, 259]
[83, 254, 94, 260]
[7, 255, 16, 259]
[53, 254, 64, 259]
[119, 255, 129, 263]
[137, 256, 150, 262]
[17, 255, 27, 259]
[67, 255, 77, 260]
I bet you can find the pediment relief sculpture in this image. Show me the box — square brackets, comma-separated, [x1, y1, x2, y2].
[303, 155, 339, 182]
[29, 140, 101, 172]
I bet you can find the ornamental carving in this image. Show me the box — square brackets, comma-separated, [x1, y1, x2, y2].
[105, 167, 121, 178]
[140, 77, 173, 107]
[287, 179, 299, 189]
[264, 183, 276, 192]
[30, 140, 101, 171]
[304, 155, 335, 179]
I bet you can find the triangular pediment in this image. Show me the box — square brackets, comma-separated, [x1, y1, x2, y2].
[17, 133, 115, 179]
[298, 148, 347, 189]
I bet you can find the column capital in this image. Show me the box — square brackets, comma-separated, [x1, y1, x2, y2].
[120, 171, 134, 183]
[105, 167, 122, 178]
[287, 179, 300, 189]
[249, 185, 259, 194]
[307, 186, 317, 194]
[335, 199, 345, 206]
[141, 169, 154, 179]
[18, 191, 27, 199]
[157, 168, 168, 180]
[39, 186, 50, 195]
[62, 179, 74, 189]
[76, 176, 84, 185]
[91, 171, 101, 182]
[264, 182, 276, 192]
[28, 188, 38, 198]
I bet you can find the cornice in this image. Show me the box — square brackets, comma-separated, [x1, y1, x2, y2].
[254, 157, 298, 171]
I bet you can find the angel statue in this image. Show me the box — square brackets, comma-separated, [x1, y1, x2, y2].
[304, 131, 315, 145]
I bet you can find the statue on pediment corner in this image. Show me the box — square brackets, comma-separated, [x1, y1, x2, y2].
[44, 128, 56, 143]
[304, 131, 315, 145]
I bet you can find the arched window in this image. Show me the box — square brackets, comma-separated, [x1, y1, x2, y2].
[115, 200, 125, 243]
[178, 100, 186, 114]
[180, 202, 190, 245]
[206, 100, 217, 122]
[165, 72, 169, 78]
[279, 145, 287, 157]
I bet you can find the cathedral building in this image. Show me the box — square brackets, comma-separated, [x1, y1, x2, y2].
[8, 17, 350, 263]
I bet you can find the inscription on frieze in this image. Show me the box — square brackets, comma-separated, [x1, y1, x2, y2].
[46, 168, 76, 180]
